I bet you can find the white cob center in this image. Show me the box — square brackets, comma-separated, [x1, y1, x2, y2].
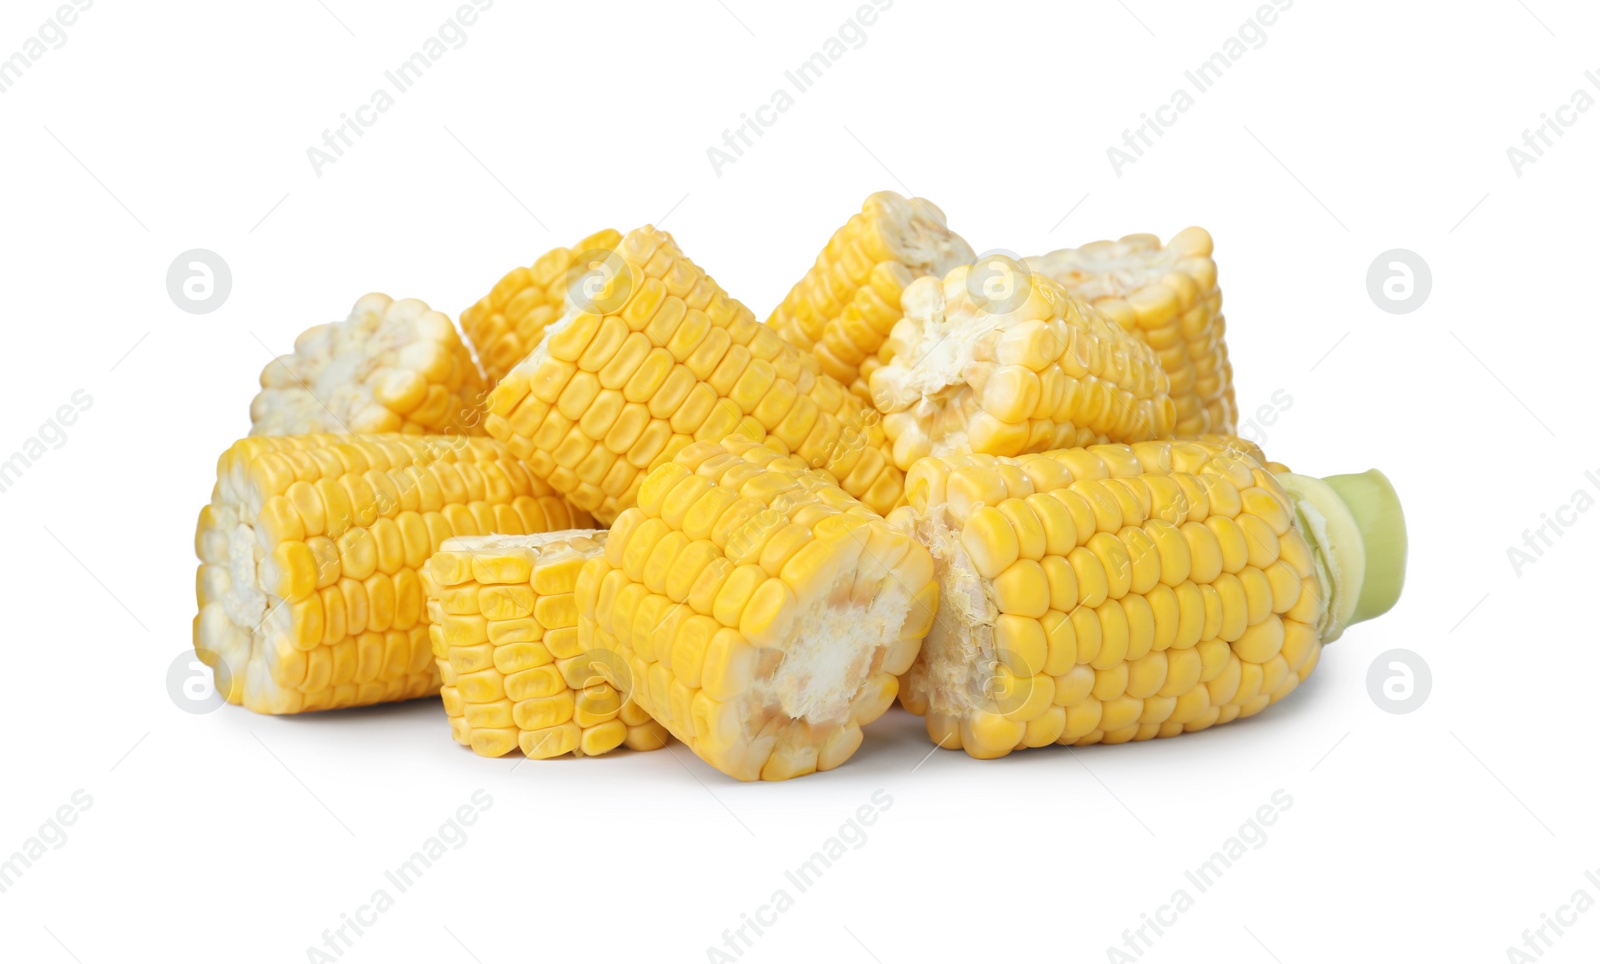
[748, 564, 912, 726]
[879, 193, 977, 275]
[903, 514, 997, 719]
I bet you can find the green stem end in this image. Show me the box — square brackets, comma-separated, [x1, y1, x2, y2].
[1275, 469, 1407, 642]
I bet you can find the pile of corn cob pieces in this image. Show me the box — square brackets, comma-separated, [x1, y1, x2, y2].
[194, 192, 1407, 781]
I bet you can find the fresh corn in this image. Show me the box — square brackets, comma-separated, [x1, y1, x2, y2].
[423, 531, 670, 759]
[460, 230, 624, 384]
[485, 225, 903, 525]
[576, 436, 938, 781]
[193, 434, 592, 714]
[768, 191, 975, 400]
[1027, 228, 1235, 435]
[894, 437, 1404, 758]
[251, 293, 489, 436]
[870, 260, 1177, 472]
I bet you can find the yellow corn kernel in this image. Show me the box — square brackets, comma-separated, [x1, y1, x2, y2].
[460, 230, 623, 384]
[896, 439, 1405, 758]
[421, 530, 668, 759]
[872, 262, 1176, 473]
[1026, 228, 1235, 435]
[579, 437, 937, 781]
[194, 434, 591, 714]
[486, 225, 903, 524]
[251, 294, 489, 437]
[767, 191, 975, 399]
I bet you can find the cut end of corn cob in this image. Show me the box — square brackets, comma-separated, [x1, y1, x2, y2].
[577, 437, 937, 781]
[870, 262, 1176, 471]
[250, 293, 489, 436]
[1275, 469, 1406, 642]
[1026, 228, 1234, 435]
[769, 191, 976, 399]
[898, 439, 1332, 758]
[193, 434, 591, 714]
[423, 530, 670, 759]
[460, 230, 624, 384]
[484, 225, 903, 525]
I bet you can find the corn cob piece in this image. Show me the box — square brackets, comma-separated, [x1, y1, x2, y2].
[460, 230, 624, 384]
[485, 225, 902, 525]
[870, 261, 1176, 472]
[193, 434, 592, 714]
[895, 438, 1404, 758]
[1026, 228, 1235, 435]
[577, 437, 938, 781]
[423, 531, 670, 759]
[768, 191, 975, 400]
[251, 293, 489, 436]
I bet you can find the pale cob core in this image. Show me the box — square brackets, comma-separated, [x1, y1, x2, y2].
[1026, 227, 1235, 436]
[251, 293, 489, 436]
[460, 229, 623, 384]
[423, 530, 670, 759]
[897, 439, 1325, 758]
[485, 225, 903, 525]
[193, 434, 591, 714]
[576, 437, 938, 781]
[870, 264, 1177, 472]
[768, 190, 975, 400]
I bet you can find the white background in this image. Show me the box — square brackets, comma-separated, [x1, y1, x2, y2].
[0, 1, 1595, 961]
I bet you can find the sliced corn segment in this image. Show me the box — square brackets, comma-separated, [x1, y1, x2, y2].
[423, 531, 669, 759]
[193, 434, 592, 714]
[485, 225, 902, 525]
[895, 438, 1404, 758]
[577, 437, 937, 781]
[251, 293, 489, 436]
[870, 261, 1176, 472]
[1027, 228, 1235, 435]
[768, 191, 975, 399]
[460, 230, 624, 384]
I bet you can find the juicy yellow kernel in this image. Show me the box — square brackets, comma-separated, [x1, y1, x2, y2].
[1093, 664, 1128, 700]
[1239, 566, 1274, 626]
[997, 498, 1047, 560]
[1123, 593, 1155, 660]
[1071, 480, 1122, 533]
[739, 579, 797, 648]
[994, 615, 1047, 675]
[993, 560, 1049, 618]
[1265, 560, 1303, 613]
[1068, 546, 1109, 608]
[1088, 531, 1133, 600]
[1213, 573, 1248, 642]
[1091, 599, 1129, 670]
[1041, 555, 1079, 612]
[1233, 614, 1285, 663]
[961, 506, 1021, 580]
[1207, 515, 1249, 573]
[711, 564, 766, 628]
[1281, 620, 1319, 671]
[1238, 512, 1282, 569]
